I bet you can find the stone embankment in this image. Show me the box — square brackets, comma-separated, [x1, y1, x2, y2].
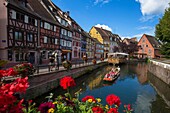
[24, 62, 107, 99]
[148, 60, 170, 85]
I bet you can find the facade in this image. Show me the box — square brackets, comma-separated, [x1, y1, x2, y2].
[81, 31, 87, 58]
[84, 32, 95, 60]
[138, 34, 160, 58]
[89, 26, 120, 58]
[93, 38, 104, 59]
[42, 0, 72, 62]
[0, 0, 40, 65]
[71, 21, 82, 61]
[28, 0, 61, 64]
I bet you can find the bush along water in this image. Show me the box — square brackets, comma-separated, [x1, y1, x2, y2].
[0, 64, 133, 113]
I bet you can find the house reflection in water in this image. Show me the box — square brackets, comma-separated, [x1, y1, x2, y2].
[136, 63, 148, 84]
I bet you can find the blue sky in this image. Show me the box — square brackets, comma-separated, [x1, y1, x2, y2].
[52, 0, 169, 40]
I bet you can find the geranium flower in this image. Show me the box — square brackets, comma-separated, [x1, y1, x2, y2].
[0, 70, 6, 78]
[38, 102, 55, 113]
[124, 104, 133, 112]
[6, 68, 18, 76]
[106, 94, 121, 106]
[92, 106, 104, 113]
[60, 76, 76, 89]
[82, 95, 96, 102]
[107, 108, 119, 113]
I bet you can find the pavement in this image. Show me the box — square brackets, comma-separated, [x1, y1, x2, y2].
[152, 58, 170, 64]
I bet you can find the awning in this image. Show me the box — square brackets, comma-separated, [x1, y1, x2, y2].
[108, 52, 129, 56]
[62, 49, 72, 53]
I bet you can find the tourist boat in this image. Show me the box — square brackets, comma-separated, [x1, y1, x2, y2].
[107, 52, 129, 64]
[103, 67, 120, 82]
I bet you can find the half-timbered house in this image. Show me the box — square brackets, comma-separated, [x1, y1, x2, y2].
[42, 0, 72, 62]
[0, 0, 39, 65]
[28, 0, 61, 64]
[71, 21, 82, 62]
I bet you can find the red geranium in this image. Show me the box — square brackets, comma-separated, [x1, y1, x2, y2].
[106, 94, 121, 106]
[60, 76, 76, 89]
[92, 106, 104, 113]
[81, 95, 96, 102]
[107, 108, 119, 113]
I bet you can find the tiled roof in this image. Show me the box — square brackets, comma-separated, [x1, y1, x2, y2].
[145, 34, 160, 48]
[94, 27, 108, 37]
[94, 27, 110, 41]
[83, 31, 91, 38]
[7, 0, 39, 17]
[27, 0, 57, 24]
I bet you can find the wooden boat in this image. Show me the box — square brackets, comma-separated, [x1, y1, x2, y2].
[108, 52, 129, 64]
[103, 67, 120, 82]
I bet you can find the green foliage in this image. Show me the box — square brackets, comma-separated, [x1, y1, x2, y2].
[155, 4, 170, 56]
[0, 60, 8, 67]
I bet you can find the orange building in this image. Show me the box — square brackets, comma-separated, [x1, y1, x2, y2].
[138, 34, 160, 59]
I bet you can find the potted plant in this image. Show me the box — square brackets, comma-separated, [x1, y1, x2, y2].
[92, 59, 96, 64]
[62, 60, 72, 70]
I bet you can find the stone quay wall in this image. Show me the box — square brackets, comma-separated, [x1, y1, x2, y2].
[24, 62, 107, 99]
[148, 60, 170, 85]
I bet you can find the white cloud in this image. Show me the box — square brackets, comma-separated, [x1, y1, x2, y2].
[136, 0, 169, 16]
[95, 24, 112, 31]
[137, 26, 153, 30]
[94, 0, 111, 5]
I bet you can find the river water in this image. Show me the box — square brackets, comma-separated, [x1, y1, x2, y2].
[35, 62, 170, 113]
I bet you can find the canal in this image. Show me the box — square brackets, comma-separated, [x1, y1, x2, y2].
[35, 62, 170, 113]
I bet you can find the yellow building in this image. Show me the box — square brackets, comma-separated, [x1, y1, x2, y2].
[89, 26, 121, 58]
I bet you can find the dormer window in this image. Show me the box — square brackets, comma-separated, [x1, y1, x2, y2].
[61, 19, 68, 27]
[49, 6, 53, 11]
[110, 37, 112, 41]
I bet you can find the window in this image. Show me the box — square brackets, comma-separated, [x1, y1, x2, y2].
[110, 37, 112, 41]
[51, 38, 55, 44]
[25, 15, 28, 23]
[11, 10, 16, 19]
[44, 36, 47, 43]
[28, 17, 36, 26]
[48, 38, 51, 44]
[74, 50, 77, 57]
[44, 22, 50, 29]
[148, 49, 152, 54]
[55, 39, 58, 45]
[16, 12, 24, 22]
[146, 45, 148, 47]
[142, 39, 145, 43]
[60, 39, 64, 46]
[41, 51, 46, 59]
[27, 33, 33, 42]
[41, 22, 43, 28]
[15, 31, 23, 41]
[54, 26, 56, 31]
[68, 31, 72, 37]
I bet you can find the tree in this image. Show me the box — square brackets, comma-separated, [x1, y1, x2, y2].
[155, 4, 170, 56]
[121, 42, 139, 57]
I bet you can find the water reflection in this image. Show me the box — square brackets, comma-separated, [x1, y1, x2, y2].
[35, 63, 170, 113]
[79, 63, 170, 113]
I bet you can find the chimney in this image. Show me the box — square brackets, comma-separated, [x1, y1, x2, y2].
[66, 11, 70, 16]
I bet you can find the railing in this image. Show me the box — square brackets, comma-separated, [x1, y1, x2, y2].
[35, 59, 105, 74]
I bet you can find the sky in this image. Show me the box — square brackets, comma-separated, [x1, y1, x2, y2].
[52, 0, 169, 40]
